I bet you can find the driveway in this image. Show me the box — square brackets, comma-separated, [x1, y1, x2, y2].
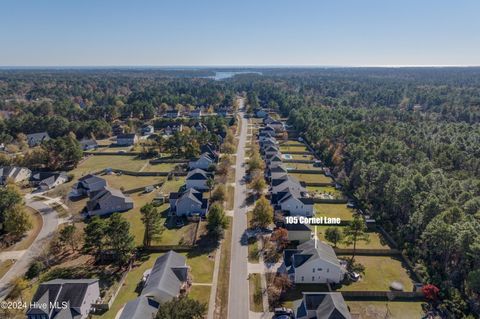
[0, 195, 60, 299]
[228, 100, 250, 319]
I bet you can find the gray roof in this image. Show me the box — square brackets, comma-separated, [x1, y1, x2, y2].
[294, 292, 351, 319]
[27, 279, 99, 318]
[296, 239, 341, 268]
[27, 132, 50, 146]
[32, 172, 67, 187]
[186, 168, 208, 180]
[0, 166, 31, 183]
[119, 296, 159, 319]
[272, 175, 304, 194]
[141, 251, 189, 302]
[87, 186, 133, 210]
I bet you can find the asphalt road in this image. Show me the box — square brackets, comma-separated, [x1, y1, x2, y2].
[227, 101, 250, 319]
[0, 196, 60, 299]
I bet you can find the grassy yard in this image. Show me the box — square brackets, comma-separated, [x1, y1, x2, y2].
[314, 203, 355, 221]
[189, 285, 211, 305]
[215, 216, 233, 319]
[288, 153, 315, 161]
[182, 250, 215, 283]
[142, 162, 179, 173]
[248, 237, 260, 263]
[347, 301, 425, 319]
[285, 163, 322, 170]
[159, 177, 186, 194]
[339, 256, 415, 292]
[279, 145, 310, 153]
[73, 155, 148, 176]
[316, 225, 390, 249]
[291, 173, 332, 184]
[102, 174, 163, 191]
[226, 185, 235, 210]
[249, 273, 263, 312]
[278, 140, 304, 147]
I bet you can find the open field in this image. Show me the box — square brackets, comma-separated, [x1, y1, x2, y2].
[339, 256, 415, 292]
[316, 225, 390, 249]
[314, 203, 355, 221]
[73, 155, 148, 176]
[347, 301, 425, 319]
[249, 273, 263, 312]
[291, 173, 332, 184]
[102, 174, 163, 190]
[189, 285, 211, 305]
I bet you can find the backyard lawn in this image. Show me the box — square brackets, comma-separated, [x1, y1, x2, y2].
[291, 173, 332, 184]
[339, 256, 415, 292]
[347, 301, 425, 319]
[279, 145, 310, 153]
[316, 225, 390, 249]
[141, 162, 179, 173]
[307, 185, 343, 198]
[285, 163, 322, 170]
[288, 153, 315, 161]
[72, 155, 148, 176]
[189, 285, 211, 305]
[102, 174, 163, 191]
[314, 203, 355, 221]
[278, 140, 304, 147]
[159, 177, 186, 194]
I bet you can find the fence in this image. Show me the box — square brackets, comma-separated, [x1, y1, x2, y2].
[312, 198, 348, 204]
[150, 158, 189, 164]
[284, 159, 316, 164]
[288, 169, 324, 174]
[305, 182, 336, 187]
[334, 248, 401, 256]
[141, 245, 194, 252]
[341, 291, 424, 301]
[84, 151, 140, 156]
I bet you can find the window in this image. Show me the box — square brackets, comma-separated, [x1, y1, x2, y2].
[327, 268, 329, 273]
[301, 276, 304, 282]
[312, 268, 315, 273]
[312, 276, 315, 281]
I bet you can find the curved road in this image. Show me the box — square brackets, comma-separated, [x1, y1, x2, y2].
[228, 103, 250, 319]
[0, 196, 60, 299]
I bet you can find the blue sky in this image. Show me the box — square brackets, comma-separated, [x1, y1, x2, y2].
[1, 0, 479, 66]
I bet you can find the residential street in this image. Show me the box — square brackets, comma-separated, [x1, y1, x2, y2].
[0, 196, 60, 299]
[228, 100, 250, 319]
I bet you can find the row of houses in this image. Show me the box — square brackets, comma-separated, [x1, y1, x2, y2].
[0, 166, 68, 190]
[26, 251, 189, 319]
[168, 143, 219, 218]
[164, 106, 232, 119]
[257, 119, 351, 319]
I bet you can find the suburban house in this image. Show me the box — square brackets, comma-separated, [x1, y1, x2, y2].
[276, 188, 314, 216]
[293, 292, 351, 319]
[259, 136, 278, 148]
[112, 123, 125, 135]
[141, 251, 190, 303]
[284, 223, 312, 244]
[262, 125, 276, 136]
[190, 108, 203, 118]
[169, 188, 208, 217]
[26, 132, 50, 147]
[188, 152, 215, 170]
[119, 296, 160, 319]
[116, 133, 138, 146]
[258, 130, 275, 142]
[200, 143, 219, 161]
[163, 124, 183, 136]
[0, 166, 31, 185]
[26, 279, 100, 319]
[283, 239, 345, 284]
[165, 110, 180, 118]
[217, 106, 230, 117]
[30, 171, 68, 190]
[263, 116, 275, 125]
[269, 120, 286, 132]
[86, 186, 134, 216]
[265, 164, 288, 182]
[70, 174, 107, 198]
[271, 175, 305, 195]
[262, 145, 280, 158]
[185, 168, 210, 191]
[141, 124, 155, 136]
[265, 152, 283, 167]
[79, 138, 98, 151]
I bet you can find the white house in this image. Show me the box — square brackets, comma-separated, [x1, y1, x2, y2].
[283, 239, 345, 284]
[169, 188, 208, 217]
[188, 152, 215, 170]
[141, 125, 155, 136]
[277, 189, 314, 217]
[116, 133, 138, 146]
[185, 168, 209, 191]
[165, 110, 180, 118]
[30, 172, 68, 190]
[0, 166, 32, 185]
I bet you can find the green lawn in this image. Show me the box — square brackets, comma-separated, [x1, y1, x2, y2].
[249, 273, 263, 312]
[102, 175, 164, 191]
[316, 225, 390, 249]
[73, 155, 148, 176]
[248, 237, 260, 263]
[288, 153, 315, 161]
[278, 140, 304, 147]
[142, 162, 179, 173]
[314, 203, 355, 221]
[189, 285, 211, 305]
[339, 256, 415, 292]
[121, 192, 160, 245]
[285, 163, 322, 170]
[347, 301, 425, 319]
[279, 145, 309, 153]
[159, 177, 186, 194]
[181, 251, 215, 283]
[291, 173, 332, 184]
